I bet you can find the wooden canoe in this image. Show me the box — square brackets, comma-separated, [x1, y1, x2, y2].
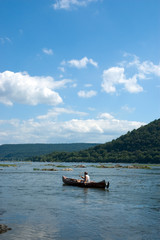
[62, 176, 109, 189]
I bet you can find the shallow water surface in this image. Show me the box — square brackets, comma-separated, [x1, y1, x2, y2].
[0, 162, 160, 240]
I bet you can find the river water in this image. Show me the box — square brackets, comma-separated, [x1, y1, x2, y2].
[0, 162, 159, 240]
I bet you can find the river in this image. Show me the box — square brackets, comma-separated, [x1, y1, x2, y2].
[0, 162, 159, 240]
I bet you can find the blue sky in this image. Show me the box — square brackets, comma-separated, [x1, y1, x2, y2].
[0, 0, 160, 144]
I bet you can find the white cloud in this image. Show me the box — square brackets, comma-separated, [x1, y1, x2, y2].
[124, 75, 143, 93]
[63, 57, 98, 69]
[122, 54, 160, 76]
[84, 84, 92, 87]
[0, 71, 72, 106]
[37, 107, 88, 120]
[53, 0, 97, 10]
[0, 113, 145, 144]
[102, 67, 143, 94]
[121, 104, 135, 113]
[88, 107, 95, 111]
[42, 48, 53, 55]
[0, 36, 12, 44]
[102, 67, 125, 93]
[137, 61, 160, 76]
[102, 56, 160, 94]
[58, 66, 65, 72]
[78, 90, 97, 98]
[98, 113, 114, 119]
[51, 78, 73, 89]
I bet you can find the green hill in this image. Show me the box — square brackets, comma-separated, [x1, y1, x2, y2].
[0, 143, 98, 161]
[31, 118, 160, 163]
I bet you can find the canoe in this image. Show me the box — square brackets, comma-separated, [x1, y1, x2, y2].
[62, 176, 109, 189]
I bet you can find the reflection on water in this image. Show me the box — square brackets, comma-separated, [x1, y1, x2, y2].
[0, 162, 160, 240]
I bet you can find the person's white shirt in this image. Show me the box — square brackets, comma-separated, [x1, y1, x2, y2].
[86, 174, 90, 183]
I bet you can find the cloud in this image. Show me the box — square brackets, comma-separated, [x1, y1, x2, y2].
[102, 55, 160, 94]
[53, 0, 97, 10]
[62, 57, 98, 69]
[102, 67, 124, 93]
[84, 84, 92, 87]
[58, 67, 65, 72]
[0, 71, 72, 106]
[0, 113, 145, 144]
[42, 48, 53, 55]
[102, 67, 143, 93]
[37, 107, 88, 120]
[0, 37, 12, 44]
[136, 61, 160, 77]
[98, 113, 114, 119]
[122, 53, 160, 76]
[78, 90, 97, 98]
[121, 104, 135, 113]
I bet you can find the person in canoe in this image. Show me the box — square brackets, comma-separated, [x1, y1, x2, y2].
[81, 172, 90, 183]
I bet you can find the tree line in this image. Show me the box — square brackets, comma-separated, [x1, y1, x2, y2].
[0, 143, 98, 161]
[29, 118, 160, 164]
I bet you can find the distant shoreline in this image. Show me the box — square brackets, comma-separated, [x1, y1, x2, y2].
[1, 162, 160, 170]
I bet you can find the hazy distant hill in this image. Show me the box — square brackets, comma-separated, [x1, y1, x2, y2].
[0, 143, 98, 161]
[30, 118, 160, 163]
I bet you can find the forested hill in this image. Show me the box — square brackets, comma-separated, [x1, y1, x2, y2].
[30, 118, 160, 163]
[0, 143, 98, 161]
